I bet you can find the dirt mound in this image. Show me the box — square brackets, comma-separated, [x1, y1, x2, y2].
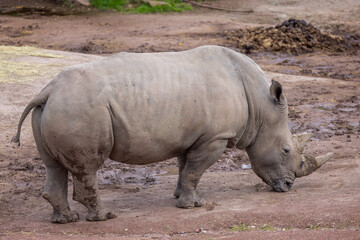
[227, 19, 358, 54]
[0, 0, 93, 16]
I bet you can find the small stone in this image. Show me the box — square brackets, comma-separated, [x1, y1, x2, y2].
[143, 0, 171, 7]
[75, 0, 90, 6]
[346, 135, 351, 142]
[241, 163, 252, 170]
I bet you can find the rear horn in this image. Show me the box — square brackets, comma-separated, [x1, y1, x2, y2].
[292, 133, 312, 153]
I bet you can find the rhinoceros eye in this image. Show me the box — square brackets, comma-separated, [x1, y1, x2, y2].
[283, 147, 290, 154]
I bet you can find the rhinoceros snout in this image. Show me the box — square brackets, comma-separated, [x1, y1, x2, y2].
[271, 178, 294, 192]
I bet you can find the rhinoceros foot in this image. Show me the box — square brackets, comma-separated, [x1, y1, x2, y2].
[51, 211, 79, 224]
[86, 210, 117, 221]
[173, 188, 181, 199]
[176, 193, 207, 208]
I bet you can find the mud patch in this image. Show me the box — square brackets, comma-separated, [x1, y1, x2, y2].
[0, 0, 93, 16]
[67, 40, 125, 54]
[284, 80, 360, 140]
[97, 159, 162, 186]
[251, 52, 360, 81]
[0, 23, 39, 38]
[227, 18, 359, 54]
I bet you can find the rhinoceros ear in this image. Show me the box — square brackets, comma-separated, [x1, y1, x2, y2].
[270, 80, 286, 104]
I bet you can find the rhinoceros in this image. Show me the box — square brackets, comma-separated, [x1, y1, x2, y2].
[12, 45, 332, 223]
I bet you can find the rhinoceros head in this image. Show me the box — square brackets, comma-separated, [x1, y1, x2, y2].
[245, 80, 333, 192]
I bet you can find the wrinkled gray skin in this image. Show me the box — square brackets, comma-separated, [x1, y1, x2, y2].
[12, 46, 332, 223]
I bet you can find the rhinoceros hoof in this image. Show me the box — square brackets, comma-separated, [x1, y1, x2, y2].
[51, 211, 79, 224]
[86, 210, 117, 221]
[176, 196, 207, 208]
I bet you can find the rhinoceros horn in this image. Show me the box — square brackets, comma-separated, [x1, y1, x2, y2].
[293, 133, 333, 177]
[292, 132, 313, 152]
[295, 153, 334, 177]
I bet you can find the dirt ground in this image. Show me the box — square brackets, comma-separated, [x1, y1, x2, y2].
[0, 0, 360, 239]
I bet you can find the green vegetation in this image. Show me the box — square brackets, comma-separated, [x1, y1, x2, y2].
[63, 0, 75, 8]
[230, 223, 333, 232]
[260, 224, 275, 231]
[230, 224, 252, 232]
[230, 223, 276, 232]
[89, 0, 192, 13]
[306, 223, 321, 230]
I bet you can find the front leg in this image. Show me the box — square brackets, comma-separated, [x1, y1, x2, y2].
[176, 140, 227, 208]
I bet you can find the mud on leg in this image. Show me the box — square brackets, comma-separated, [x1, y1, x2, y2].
[72, 170, 116, 221]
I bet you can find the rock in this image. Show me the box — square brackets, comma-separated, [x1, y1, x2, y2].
[262, 39, 272, 49]
[75, 0, 90, 6]
[241, 163, 252, 170]
[143, 0, 171, 7]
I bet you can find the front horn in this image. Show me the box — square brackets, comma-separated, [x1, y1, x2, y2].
[295, 152, 334, 177]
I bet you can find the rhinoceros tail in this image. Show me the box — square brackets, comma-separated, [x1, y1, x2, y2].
[11, 89, 51, 146]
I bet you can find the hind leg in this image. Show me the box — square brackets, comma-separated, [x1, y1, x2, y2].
[72, 170, 116, 221]
[32, 107, 79, 223]
[42, 165, 79, 223]
[47, 105, 116, 222]
[174, 155, 186, 198]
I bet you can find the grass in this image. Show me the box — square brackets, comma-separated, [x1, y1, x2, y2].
[89, 0, 192, 13]
[0, 60, 41, 83]
[230, 222, 347, 232]
[0, 46, 63, 59]
[306, 223, 321, 230]
[260, 224, 275, 231]
[230, 223, 276, 232]
[231, 224, 251, 232]
[0, 46, 65, 83]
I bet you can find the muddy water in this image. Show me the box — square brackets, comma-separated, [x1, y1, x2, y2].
[97, 159, 165, 186]
[250, 52, 360, 81]
[287, 87, 360, 140]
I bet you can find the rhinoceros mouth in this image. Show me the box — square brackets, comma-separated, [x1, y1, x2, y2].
[267, 178, 294, 192]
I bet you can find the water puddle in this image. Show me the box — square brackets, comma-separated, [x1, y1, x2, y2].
[251, 52, 359, 81]
[97, 160, 163, 186]
[289, 99, 360, 139]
